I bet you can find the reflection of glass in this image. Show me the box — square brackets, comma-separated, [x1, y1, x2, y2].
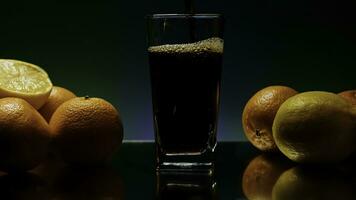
[147, 14, 224, 173]
[242, 154, 292, 200]
[156, 172, 218, 200]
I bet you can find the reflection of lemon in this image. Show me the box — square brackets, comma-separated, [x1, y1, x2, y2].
[0, 59, 52, 109]
[272, 166, 356, 200]
[273, 91, 356, 163]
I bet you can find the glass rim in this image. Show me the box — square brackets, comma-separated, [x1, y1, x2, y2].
[147, 13, 223, 19]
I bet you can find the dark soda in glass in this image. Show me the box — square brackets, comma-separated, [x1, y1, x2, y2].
[148, 37, 223, 168]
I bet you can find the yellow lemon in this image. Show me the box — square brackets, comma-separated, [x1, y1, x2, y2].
[0, 59, 52, 109]
[273, 91, 356, 163]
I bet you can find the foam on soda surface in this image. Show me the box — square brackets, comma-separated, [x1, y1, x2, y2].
[148, 37, 223, 54]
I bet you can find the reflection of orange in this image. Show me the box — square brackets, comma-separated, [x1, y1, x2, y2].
[39, 86, 76, 122]
[50, 166, 124, 200]
[0, 98, 51, 172]
[32, 156, 124, 199]
[242, 86, 298, 152]
[49, 97, 124, 165]
[30, 154, 67, 186]
[0, 173, 50, 199]
[242, 154, 292, 200]
[338, 90, 356, 105]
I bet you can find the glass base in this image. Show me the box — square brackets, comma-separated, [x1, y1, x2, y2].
[156, 148, 216, 174]
[157, 162, 214, 174]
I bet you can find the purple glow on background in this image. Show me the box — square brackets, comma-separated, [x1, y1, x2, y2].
[131, 105, 242, 141]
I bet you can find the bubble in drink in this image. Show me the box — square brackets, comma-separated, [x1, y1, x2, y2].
[148, 37, 223, 54]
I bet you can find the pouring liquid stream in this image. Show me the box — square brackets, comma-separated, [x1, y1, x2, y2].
[184, 0, 197, 42]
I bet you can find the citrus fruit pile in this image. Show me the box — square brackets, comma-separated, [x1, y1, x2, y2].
[243, 85, 356, 163]
[0, 59, 123, 173]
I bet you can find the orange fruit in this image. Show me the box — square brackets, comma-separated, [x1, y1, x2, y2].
[49, 97, 124, 165]
[242, 86, 298, 152]
[0, 97, 51, 172]
[338, 90, 356, 106]
[39, 86, 76, 122]
[242, 154, 292, 200]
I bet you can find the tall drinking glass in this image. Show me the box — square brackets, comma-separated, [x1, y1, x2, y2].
[147, 14, 224, 173]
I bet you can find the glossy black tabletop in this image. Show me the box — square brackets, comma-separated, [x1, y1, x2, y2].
[111, 141, 258, 200]
[113, 141, 260, 200]
[2, 141, 356, 199]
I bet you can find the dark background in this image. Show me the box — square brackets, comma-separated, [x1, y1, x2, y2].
[1, 0, 355, 141]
